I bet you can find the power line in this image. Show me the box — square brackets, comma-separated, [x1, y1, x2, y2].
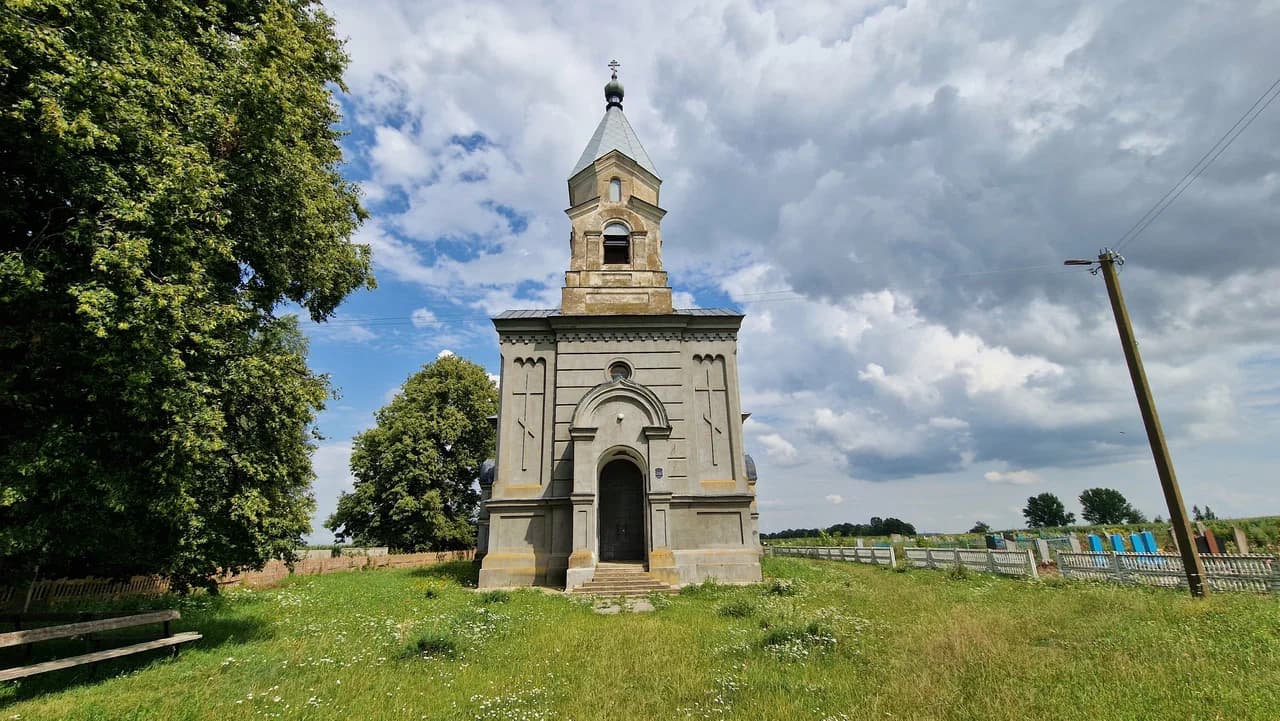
[307, 263, 1084, 328]
[1114, 74, 1280, 252]
[735, 267, 1086, 306]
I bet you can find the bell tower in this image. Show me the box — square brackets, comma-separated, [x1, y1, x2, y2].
[478, 63, 762, 592]
[561, 62, 673, 315]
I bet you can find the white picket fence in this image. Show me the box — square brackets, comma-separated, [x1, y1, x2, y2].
[904, 547, 1039, 579]
[767, 545, 896, 567]
[1058, 552, 1280, 594]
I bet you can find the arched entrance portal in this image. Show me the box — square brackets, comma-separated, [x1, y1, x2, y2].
[598, 459, 645, 561]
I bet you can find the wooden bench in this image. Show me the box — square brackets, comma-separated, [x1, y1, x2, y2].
[0, 610, 201, 682]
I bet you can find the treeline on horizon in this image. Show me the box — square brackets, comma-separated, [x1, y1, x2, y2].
[762, 515, 1280, 553]
[762, 516, 917, 540]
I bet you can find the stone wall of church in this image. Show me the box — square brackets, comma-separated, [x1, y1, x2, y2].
[481, 314, 761, 589]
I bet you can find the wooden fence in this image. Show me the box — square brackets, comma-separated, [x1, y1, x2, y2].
[0, 549, 474, 610]
[767, 545, 896, 567]
[904, 547, 1039, 578]
[1057, 551, 1280, 594]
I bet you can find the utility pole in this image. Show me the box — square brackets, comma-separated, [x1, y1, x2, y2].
[1066, 249, 1208, 597]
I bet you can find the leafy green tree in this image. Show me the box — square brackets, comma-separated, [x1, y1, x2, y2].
[327, 356, 498, 551]
[0, 1, 372, 588]
[1022, 493, 1075, 528]
[968, 522, 992, 534]
[1079, 488, 1141, 525]
[871, 517, 916, 536]
[1191, 505, 1217, 522]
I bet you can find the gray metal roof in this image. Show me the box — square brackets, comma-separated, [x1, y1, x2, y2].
[676, 308, 742, 316]
[493, 309, 560, 319]
[494, 308, 740, 319]
[570, 106, 660, 180]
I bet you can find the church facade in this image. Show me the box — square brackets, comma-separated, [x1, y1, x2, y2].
[476, 69, 761, 590]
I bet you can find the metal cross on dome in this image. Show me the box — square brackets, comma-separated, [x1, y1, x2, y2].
[608, 59, 620, 78]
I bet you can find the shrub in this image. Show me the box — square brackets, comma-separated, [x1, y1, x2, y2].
[480, 590, 511, 604]
[947, 563, 971, 581]
[717, 599, 756, 618]
[764, 578, 798, 596]
[678, 578, 723, 597]
[400, 631, 458, 659]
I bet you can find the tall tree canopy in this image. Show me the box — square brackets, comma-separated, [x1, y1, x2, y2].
[1079, 488, 1145, 525]
[326, 355, 498, 552]
[762, 516, 918, 540]
[1022, 493, 1076, 529]
[0, 1, 372, 588]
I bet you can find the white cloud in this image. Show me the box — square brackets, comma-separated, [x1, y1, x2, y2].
[984, 470, 1042, 486]
[437, 349, 456, 359]
[411, 308, 439, 328]
[308, 322, 377, 344]
[825, 494, 844, 505]
[757, 432, 799, 463]
[307, 443, 355, 544]
[1188, 383, 1239, 442]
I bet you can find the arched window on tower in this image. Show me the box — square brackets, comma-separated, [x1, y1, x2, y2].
[609, 178, 622, 202]
[603, 222, 630, 265]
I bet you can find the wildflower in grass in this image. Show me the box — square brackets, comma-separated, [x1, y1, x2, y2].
[764, 578, 799, 596]
[762, 619, 837, 661]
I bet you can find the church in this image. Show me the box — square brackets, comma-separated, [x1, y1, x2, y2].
[476, 66, 761, 591]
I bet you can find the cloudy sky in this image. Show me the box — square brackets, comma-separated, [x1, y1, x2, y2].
[302, 0, 1280, 541]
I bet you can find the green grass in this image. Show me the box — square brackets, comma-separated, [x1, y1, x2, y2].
[3, 557, 1278, 720]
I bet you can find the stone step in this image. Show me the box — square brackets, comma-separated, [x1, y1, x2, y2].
[570, 565, 676, 596]
[580, 580, 668, 589]
[571, 588, 673, 596]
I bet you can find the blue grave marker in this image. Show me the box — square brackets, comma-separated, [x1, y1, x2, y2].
[1109, 533, 1126, 552]
[1142, 530, 1158, 553]
[1087, 534, 1104, 553]
[1130, 532, 1147, 553]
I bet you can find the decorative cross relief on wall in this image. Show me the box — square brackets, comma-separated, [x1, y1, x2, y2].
[693, 354, 731, 471]
[511, 357, 546, 480]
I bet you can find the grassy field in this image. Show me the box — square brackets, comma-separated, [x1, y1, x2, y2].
[2, 557, 1278, 720]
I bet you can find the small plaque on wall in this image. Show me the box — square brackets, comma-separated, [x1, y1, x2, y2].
[654, 468, 664, 479]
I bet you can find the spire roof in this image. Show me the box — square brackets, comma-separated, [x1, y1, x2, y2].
[569, 62, 659, 180]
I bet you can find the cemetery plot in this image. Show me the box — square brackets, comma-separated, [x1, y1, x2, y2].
[1058, 551, 1280, 593]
